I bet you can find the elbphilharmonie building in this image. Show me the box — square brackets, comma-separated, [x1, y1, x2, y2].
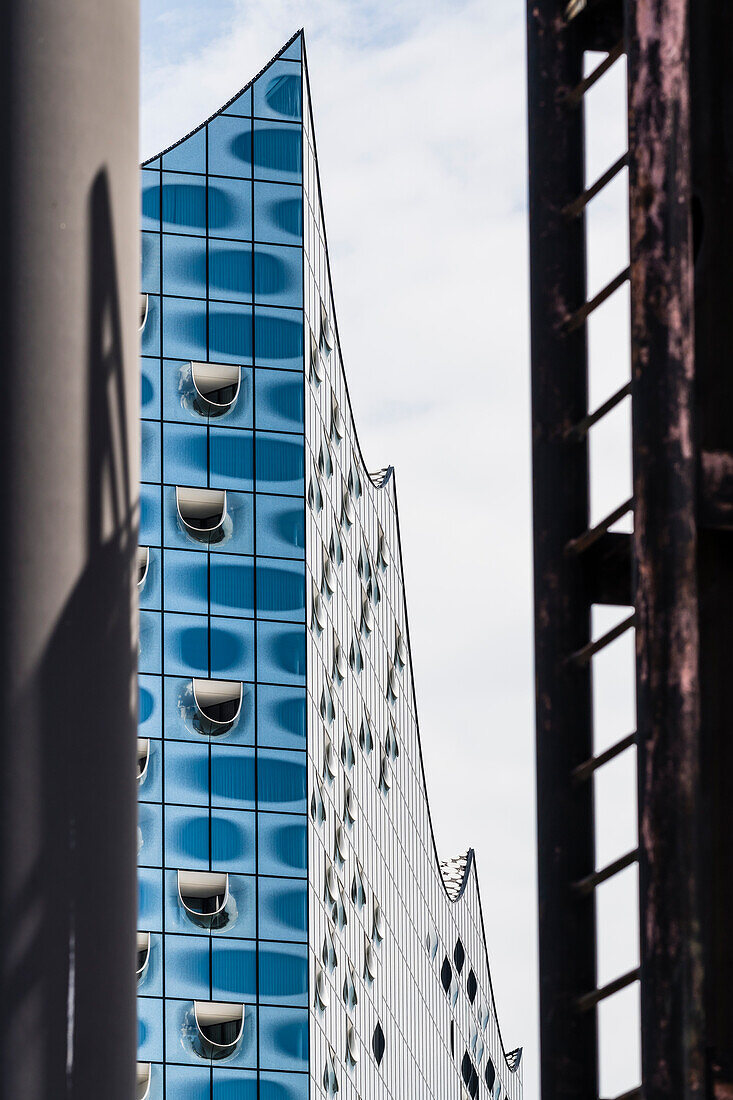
[136, 30, 522, 1100]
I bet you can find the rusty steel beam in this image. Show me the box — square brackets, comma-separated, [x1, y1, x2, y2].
[626, 0, 705, 1096]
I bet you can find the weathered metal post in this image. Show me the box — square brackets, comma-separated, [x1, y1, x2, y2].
[0, 2, 139, 1098]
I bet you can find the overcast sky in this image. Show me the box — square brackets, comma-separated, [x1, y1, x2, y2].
[141, 5, 637, 1098]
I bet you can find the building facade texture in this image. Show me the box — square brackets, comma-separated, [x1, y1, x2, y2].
[136, 31, 522, 1100]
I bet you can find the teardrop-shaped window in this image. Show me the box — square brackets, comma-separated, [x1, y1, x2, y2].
[335, 824, 348, 864]
[364, 940, 378, 982]
[341, 480, 354, 528]
[315, 966, 330, 1010]
[373, 901, 385, 942]
[311, 587, 327, 635]
[136, 1063, 152, 1100]
[330, 394, 344, 443]
[178, 870, 230, 929]
[361, 596, 373, 636]
[137, 738, 150, 785]
[310, 328, 324, 384]
[346, 1023, 359, 1065]
[176, 486, 227, 543]
[344, 783, 357, 824]
[320, 300, 333, 355]
[136, 931, 151, 983]
[191, 361, 241, 417]
[193, 1001, 244, 1060]
[323, 737, 337, 781]
[139, 293, 149, 334]
[372, 1022, 385, 1067]
[192, 678, 242, 736]
[137, 546, 150, 589]
[381, 753, 393, 792]
[395, 629, 407, 669]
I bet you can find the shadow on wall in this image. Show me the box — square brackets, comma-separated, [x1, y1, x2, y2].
[2, 170, 138, 1099]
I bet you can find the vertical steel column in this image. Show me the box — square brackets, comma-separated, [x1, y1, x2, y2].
[626, 1, 704, 1096]
[527, 5, 598, 1097]
[0, 3, 139, 1099]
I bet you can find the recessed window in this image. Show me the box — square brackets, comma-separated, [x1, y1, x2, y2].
[454, 937, 466, 974]
[373, 901, 385, 942]
[344, 783, 357, 824]
[467, 968, 478, 1004]
[176, 486, 227, 542]
[426, 925, 439, 959]
[193, 1001, 244, 1060]
[191, 361, 240, 416]
[178, 870, 230, 929]
[386, 663, 399, 703]
[349, 631, 363, 674]
[333, 633, 347, 684]
[323, 1046, 339, 1096]
[320, 683, 335, 726]
[485, 1058, 496, 1090]
[364, 940, 378, 982]
[139, 293, 149, 333]
[386, 721, 400, 760]
[330, 393, 344, 443]
[308, 468, 323, 513]
[341, 725, 355, 770]
[136, 1063, 151, 1100]
[335, 886, 348, 930]
[351, 860, 366, 908]
[394, 628, 407, 669]
[359, 712, 374, 754]
[320, 300, 333, 356]
[136, 931, 151, 984]
[348, 458, 362, 500]
[360, 595, 374, 635]
[311, 586, 326, 636]
[137, 546, 150, 589]
[192, 678, 242, 736]
[323, 737, 337, 780]
[309, 328, 323, 385]
[322, 554, 336, 598]
[318, 439, 333, 479]
[377, 526, 388, 571]
[341, 479, 354, 528]
[335, 824, 348, 865]
[441, 956, 452, 993]
[380, 752, 393, 793]
[329, 523, 344, 568]
[369, 572, 381, 607]
[322, 927, 337, 972]
[372, 1022, 385, 1067]
[310, 780, 326, 826]
[358, 542, 371, 585]
[342, 965, 358, 1011]
[136, 738, 150, 785]
[324, 860, 339, 904]
[315, 966, 329, 1010]
[346, 1023, 359, 1065]
[462, 1053, 473, 1087]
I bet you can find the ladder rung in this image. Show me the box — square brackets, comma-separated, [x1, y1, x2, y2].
[573, 848, 639, 896]
[573, 731, 636, 784]
[576, 967, 640, 1012]
[565, 40, 625, 108]
[566, 381, 632, 441]
[569, 612, 636, 666]
[563, 153, 629, 219]
[566, 498, 634, 555]
[567, 267, 630, 332]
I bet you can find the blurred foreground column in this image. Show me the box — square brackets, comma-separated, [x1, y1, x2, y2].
[0, 3, 139, 1098]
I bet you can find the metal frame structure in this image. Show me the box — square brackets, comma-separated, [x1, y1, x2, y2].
[528, 0, 733, 1096]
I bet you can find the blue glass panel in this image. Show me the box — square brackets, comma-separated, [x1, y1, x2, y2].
[254, 307, 303, 371]
[223, 85, 252, 117]
[163, 548, 208, 614]
[165, 934, 211, 998]
[163, 676, 255, 747]
[209, 241, 253, 302]
[257, 813, 307, 877]
[141, 294, 161, 356]
[162, 127, 206, 173]
[163, 486, 254, 556]
[162, 422, 208, 486]
[139, 611, 162, 674]
[213, 1069, 259, 1099]
[138, 737, 162, 803]
[210, 617, 255, 680]
[260, 1073, 307, 1100]
[209, 177, 252, 240]
[212, 941, 257, 999]
[140, 481, 161, 546]
[258, 877, 307, 942]
[211, 808, 256, 873]
[258, 1006, 308, 1071]
[141, 357, 160, 419]
[137, 996, 164, 1061]
[253, 122, 302, 183]
[162, 296, 207, 360]
[257, 685, 306, 750]
[163, 234, 207, 297]
[166, 1064, 211, 1100]
[164, 869, 256, 939]
[138, 866, 164, 932]
[255, 560, 305, 622]
[141, 232, 160, 293]
[141, 170, 160, 230]
[209, 115, 253, 178]
[138, 802, 162, 867]
[165, 740, 210, 807]
[163, 612, 209, 676]
[255, 495, 304, 559]
[209, 428, 254, 490]
[280, 37, 302, 61]
[255, 369, 303, 432]
[256, 623, 306, 685]
[141, 420, 162, 483]
[139, 674, 163, 739]
[257, 749, 306, 813]
[138, 933, 163, 998]
[165, 804, 210, 867]
[254, 433, 304, 496]
[258, 942, 307, 1006]
[254, 245, 302, 307]
[254, 62, 302, 121]
[209, 302, 253, 364]
[254, 182, 302, 245]
[139, 547, 162, 611]
[209, 555, 255, 618]
[161, 172, 207, 235]
[210, 746, 256, 809]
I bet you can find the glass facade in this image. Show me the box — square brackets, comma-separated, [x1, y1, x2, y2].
[138, 30, 521, 1100]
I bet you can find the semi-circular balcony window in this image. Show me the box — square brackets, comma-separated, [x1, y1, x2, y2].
[137, 546, 150, 590]
[136, 738, 150, 785]
[191, 361, 241, 417]
[192, 677, 242, 736]
[178, 870, 230, 929]
[315, 966, 330, 1010]
[193, 1000, 244, 1060]
[139, 293, 149, 334]
[136, 1063, 151, 1100]
[320, 300, 333, 356]
[346, 1023, 359, 1065]
[136, 931, 151, 983]
[176, 486, 228, 543]
[310, 329, 323, 385]
[372, 1022, 385, 1067]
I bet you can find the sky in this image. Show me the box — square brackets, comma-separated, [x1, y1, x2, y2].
[141, 5, 636, 1098]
